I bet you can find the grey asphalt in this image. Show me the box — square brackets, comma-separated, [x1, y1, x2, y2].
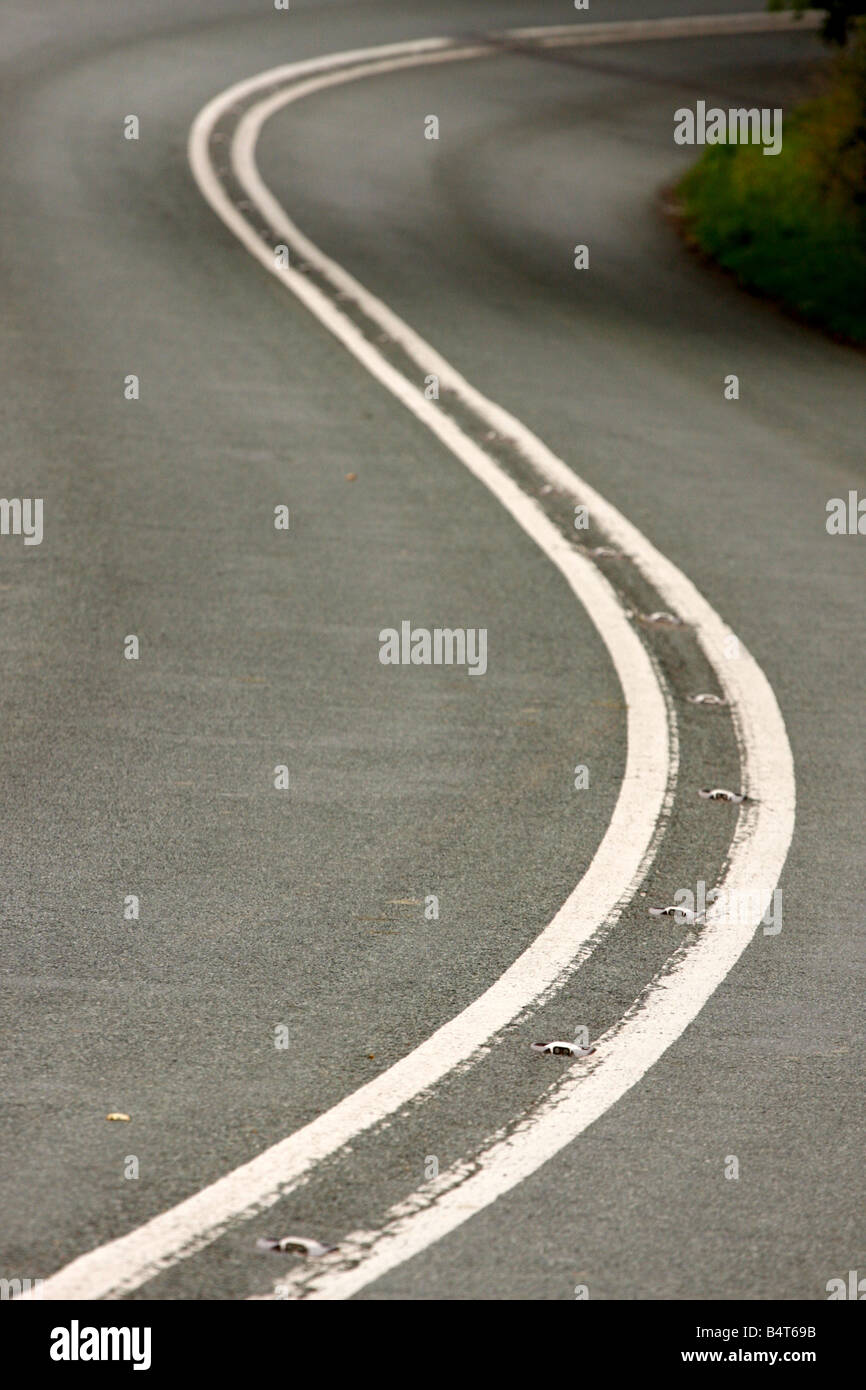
[0, 0, 863, 1301]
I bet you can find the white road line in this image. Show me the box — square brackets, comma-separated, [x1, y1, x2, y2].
[270, 824, 790, 1301]
[27, 12, 796, 1301]
[231, 15, 794, 1299]
[510, 10, 821, 43]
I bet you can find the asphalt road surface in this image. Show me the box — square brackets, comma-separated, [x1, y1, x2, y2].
[0, 0, 863, 1302]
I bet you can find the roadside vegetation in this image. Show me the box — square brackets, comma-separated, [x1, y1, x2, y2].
[676, 7, 866, 343]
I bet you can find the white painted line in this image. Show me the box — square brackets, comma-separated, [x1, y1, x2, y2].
[510, 10, 821, 43]
[229, 18, 794, 1299]
[27, 12, 795, 1300]
[270, 830, 792, 1301]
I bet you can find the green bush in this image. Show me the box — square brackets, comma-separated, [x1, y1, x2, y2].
[677, 31, 866, 342]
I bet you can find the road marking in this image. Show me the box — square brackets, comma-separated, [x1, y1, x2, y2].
[28, 12, 797, 1300]
[230, 14, 794, 1300]
[270, 802, 792, 1301]
[510, 10, 821, 43]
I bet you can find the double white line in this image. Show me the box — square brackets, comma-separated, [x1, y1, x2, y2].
[28, 12, 799, 1300]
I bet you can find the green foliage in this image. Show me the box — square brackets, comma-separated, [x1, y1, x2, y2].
[767, 0, 866, 45]
[806, 29, 866, 213]
[677, 51, 866, 343]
